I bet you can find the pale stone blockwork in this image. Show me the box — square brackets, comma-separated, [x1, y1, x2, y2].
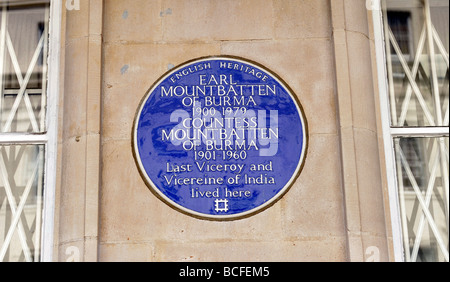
[55, 0, 391, 262]
[57, 0, 102, 262]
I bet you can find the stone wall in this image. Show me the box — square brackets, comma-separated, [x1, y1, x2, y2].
[56, 0, 391, 262]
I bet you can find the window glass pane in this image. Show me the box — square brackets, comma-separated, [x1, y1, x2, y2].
[394, 137, 449, 262]
[0, 3, 49, 133]
[383, 0, 449, 127]
[0, 145, 45, 262]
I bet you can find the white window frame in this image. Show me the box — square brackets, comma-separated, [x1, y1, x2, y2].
[372, 0, 449, 262]
[0, 0, 62, 262]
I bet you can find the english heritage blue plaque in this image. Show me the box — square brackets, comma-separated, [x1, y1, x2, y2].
[133, 56, 308, 220]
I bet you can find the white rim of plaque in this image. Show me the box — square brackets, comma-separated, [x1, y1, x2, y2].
[132, 56, 309, 221]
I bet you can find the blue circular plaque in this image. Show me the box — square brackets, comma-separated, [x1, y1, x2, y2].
[133, 56, 308, 220]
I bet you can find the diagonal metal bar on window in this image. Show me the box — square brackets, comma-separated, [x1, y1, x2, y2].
[397, 24, 426, 127]
[398, 148, 449, 262]
[410, 142, 441, 261]
[0, 145, 35, 262]
[388, 27, 436, 126]
[2, 33, 44, 133]
[0, 159, 39, 262]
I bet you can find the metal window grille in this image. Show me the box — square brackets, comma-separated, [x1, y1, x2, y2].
[0, 0, 60, 262]
[374, 0, 449, 262]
